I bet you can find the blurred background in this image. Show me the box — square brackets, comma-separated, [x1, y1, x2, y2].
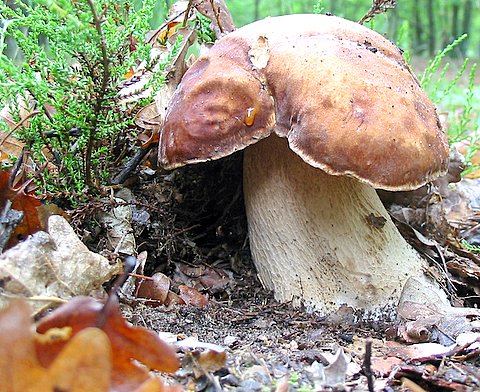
[170, 0, 480, 59]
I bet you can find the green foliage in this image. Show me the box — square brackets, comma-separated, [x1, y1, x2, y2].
[195, 12, 217, 44]
[313, 1, 325, 14]
[420, 34, 468, 88]
[228, 0, 480, 58]
[396, 20, 411, 63]
[461, 239, 480, 253]
[419, 34, 479, 174]
[0, 0, 159, 203]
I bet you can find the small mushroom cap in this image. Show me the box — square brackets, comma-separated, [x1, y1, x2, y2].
[160, 14, 449, 191]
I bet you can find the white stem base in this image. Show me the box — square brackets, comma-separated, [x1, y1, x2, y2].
[244, 136, 427, 313]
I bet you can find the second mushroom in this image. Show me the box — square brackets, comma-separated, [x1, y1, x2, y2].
[159, 14, 450, 314]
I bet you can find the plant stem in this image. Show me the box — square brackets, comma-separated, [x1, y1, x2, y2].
[85, 0, 110, 188]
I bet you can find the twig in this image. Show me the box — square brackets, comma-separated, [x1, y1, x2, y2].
[362, 338, 375, 392]
[359, 0, 396, 25]
[96, 255, 136, 328]
[209, 0, 224, 33]
[183, 0, 194, 26]
[85, 0, 111, 188]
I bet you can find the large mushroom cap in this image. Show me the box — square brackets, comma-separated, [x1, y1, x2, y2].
[160, 14, 449, 190]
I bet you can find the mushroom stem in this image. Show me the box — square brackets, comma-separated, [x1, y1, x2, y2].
[244, 135, 426, 313]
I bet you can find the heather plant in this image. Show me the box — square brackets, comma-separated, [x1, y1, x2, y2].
[420, 35, 479, 176]
[0, 0, 162, 203]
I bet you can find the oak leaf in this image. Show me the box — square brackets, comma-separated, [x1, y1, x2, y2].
[36, 296, 180, 392]
[0, 300, 111, 392]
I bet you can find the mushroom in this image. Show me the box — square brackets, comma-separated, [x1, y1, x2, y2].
[159, 14, 450, 313]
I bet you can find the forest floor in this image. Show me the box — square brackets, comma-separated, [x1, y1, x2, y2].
[72, 147, 480, 391]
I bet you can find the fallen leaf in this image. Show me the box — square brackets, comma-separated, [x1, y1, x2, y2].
[158, 22, 182, 44]
[36, 296, 180, 392]
[135, 103, 162, 132]
[0, 300, 111, 392]
[385, 340, 453, 361]
[176, 336, 227, 379]
[175, 262, 234, 294]
[178, 284, 209, 307]
[197, 349, 227, 373]
[43, 328, 112, 392]
[0, 131, 24, 164]
[371, 356, 403, 376]
[323, 348, 349, 387]
[97, 194, 136, 255]
[124, 66, 135, 79]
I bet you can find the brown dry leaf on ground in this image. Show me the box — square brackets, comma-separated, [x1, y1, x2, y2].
[136, 272, 209, 308]
[36, 296, 180, 392]
[178, 284, 209, 307]
[0, 300, 111, 392]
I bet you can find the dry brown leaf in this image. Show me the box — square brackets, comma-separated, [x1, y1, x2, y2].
[135, 103, 162, 132]
[0, 131, 24, 164]
[178, 284, 209, 308]
[0, 300, 111, 392]
[43, 328, 112, 392]
[36, 296, 180, 392]
[175, 262, 233, 294]
[197, 349, 227, 373]
[371, 356, 403, 376]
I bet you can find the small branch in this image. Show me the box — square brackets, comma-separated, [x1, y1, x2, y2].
[362, 338, 375, 392]
[111, 143, 154, 185]
[183, 0, 194, 26]
[209, 0, 224, 33]
[359, 0, 396, 25]
[85, 0, 111, 188]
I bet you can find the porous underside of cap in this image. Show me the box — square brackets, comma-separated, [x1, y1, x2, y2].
[160, 14, 449, 191]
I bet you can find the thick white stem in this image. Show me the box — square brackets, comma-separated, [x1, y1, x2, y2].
[244, 135, 427, 313]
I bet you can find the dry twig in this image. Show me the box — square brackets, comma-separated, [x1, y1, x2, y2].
[359, 0, 396, 25]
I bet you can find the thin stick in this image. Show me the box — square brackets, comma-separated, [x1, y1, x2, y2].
[85, 0, 110, 188]
[362, 338, 375, 392]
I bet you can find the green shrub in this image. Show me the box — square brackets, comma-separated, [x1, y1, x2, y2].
[0, 0, 158, 203]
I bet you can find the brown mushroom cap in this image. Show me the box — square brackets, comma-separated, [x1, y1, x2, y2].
[160, 14, 449, 191]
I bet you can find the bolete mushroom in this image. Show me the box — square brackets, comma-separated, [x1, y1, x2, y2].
[159, 14, 449, 313]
